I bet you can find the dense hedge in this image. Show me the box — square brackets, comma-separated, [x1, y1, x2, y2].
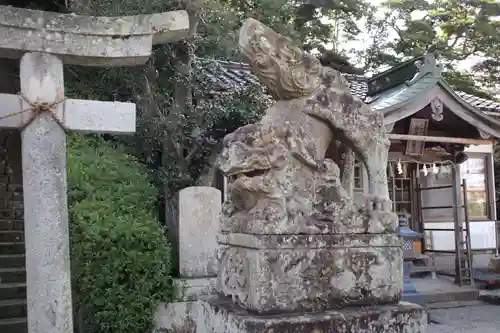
[67, 134, 174, 333]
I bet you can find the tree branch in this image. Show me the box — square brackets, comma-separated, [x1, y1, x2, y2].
[388, 21, 406, 44]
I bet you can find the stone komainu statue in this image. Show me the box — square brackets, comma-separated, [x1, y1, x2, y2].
[219, 18, 395, 235]
[216, 18, 401, 314]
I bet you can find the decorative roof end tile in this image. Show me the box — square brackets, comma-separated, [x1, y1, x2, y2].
[405, 53, 443, 86]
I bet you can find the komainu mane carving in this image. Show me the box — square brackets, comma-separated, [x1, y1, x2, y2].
[218, 18, 397, 235]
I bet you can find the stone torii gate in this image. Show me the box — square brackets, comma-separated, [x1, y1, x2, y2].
[0, 6, 189, 333]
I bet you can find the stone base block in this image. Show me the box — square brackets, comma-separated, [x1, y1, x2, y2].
[218, 233, 403, 313]
[174, 277, 217, 301]
[198, 296, 427, 333]
[154, 301, 197, 332]
[154, 277, 217, 332]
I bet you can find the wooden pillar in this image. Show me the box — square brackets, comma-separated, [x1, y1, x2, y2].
[485, 153, 498, 255]
[451, 163, 465, 283]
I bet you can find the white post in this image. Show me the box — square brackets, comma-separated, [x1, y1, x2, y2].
[20, 52, 73, 333]
[178, 187, 221, 278]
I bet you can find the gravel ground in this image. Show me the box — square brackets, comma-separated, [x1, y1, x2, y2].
[427, 302, 500, 333]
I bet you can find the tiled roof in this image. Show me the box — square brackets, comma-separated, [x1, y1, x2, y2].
[456, 91, 500, 113]
[201, 59, 369, 98]
[202, 60, 260, 90]
[202, 59, 500, 113]
[344, 74, 368, 99]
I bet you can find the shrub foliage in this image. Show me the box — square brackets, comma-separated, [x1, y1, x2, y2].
[68, 134, 173, 333]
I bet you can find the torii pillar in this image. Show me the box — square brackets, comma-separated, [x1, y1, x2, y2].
[0, 6, 189, 333]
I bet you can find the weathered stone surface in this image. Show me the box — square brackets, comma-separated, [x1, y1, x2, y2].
[153, 279, 217, 331]
[0, 6, 189, 66]
[154, 301, 198, 333]
[198, 297, 427, 333]
[215, 18, 400, 315]
[175, 277, 217, 301]
[179, 186, 221, 278]
[196, 17, 416, 333]
[217, 233, 402, 313]
[221, 191, 398, 235]
[0, 93, 136, 133]
[340, 147, 356, 197]
[217, 232, 402, 249]
[218, 19, 398, 236]
[20, 52, 73, 333]
[219, 134, 397, 234]
[237, 18, 391, 202]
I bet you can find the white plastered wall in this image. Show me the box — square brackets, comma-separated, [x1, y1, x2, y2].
[418, 143, 496, 251]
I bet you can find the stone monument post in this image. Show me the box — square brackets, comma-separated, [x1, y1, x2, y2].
[154, 186, 221, 332]
[0, 6, 189, 333]
[197, 18, 427, 333]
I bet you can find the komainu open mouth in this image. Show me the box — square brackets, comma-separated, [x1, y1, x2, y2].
[228, 168, 269, 183]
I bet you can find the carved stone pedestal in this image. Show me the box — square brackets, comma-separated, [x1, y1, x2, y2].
[217, 233, 403, 314]
[198, 296, 427, 333]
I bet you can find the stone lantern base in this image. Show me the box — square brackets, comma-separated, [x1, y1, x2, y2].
[198, 296, 427, 333]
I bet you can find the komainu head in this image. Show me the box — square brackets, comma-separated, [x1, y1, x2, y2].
[239, 18, 334, 100]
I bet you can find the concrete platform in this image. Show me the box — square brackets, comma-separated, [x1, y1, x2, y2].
[409, 276, 479, 304]
[427, 302, 500, 333]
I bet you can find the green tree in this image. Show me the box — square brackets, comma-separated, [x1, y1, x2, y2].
[356, 0, 500, 98]
[64, 0, 368, 229]
[64, 0, 269, 217]
[23, 0, 369, 267]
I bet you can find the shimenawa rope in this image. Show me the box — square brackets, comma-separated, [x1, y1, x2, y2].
[0, 93, 66, 132]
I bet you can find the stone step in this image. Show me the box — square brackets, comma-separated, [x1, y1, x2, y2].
[0, 219, 24, 231]
[0, 177, 21, 187]
[0, 254, 25, 269]
[0, 317, 27, 333]
[0, 194, 23, 200]
[0, 175, 12, 183]
[0, 299, 27, 320]
[0, 210, 23, 220]
[0, 231, 24, 243]
[0, 242, 25, 255]
[0, 191, 22, 197]
[0, 283, 26, 300]
[0, 202, 24, 211]
[0, 191, 24, 201]
[10, 192, 23, 201]
[426, 300, 484, 309]
[0, 183, 23, 193]
[403, 288, 479, 304]
[0, 267, 26, 283]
